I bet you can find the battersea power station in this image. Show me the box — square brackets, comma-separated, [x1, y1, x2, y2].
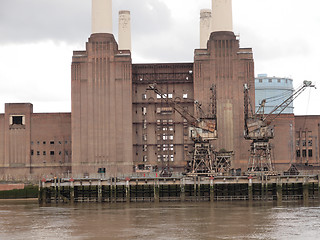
[0, 0, 319, 181]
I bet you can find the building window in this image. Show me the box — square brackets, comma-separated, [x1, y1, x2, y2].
[302, 140, 306, 147]
[296, 140, 300, 147]
[259, 79, 262, 83]
[163, 144, 168, 151]
[308, 149, 313, 158]
[37, 151, 40, 156]
[277, 79, 281, 83]
[157, 107, 173, 115]
[143, 145, 147, 152]
[302, 150, 307, 158]
[142, 94, 147, 100]
[59, 151, 62, 155]
[143, 134, 147, 141]
[143, 119, 147, 129]
[10, 115, 25, 125]
[183, 93, 188, 99]
[58, 141, 62, 144]
[65, 151, 68, 156]
[142, 107, 147, 115]
[43, 151, 46, 156]
[268, 79, 272, 83]
[296, 150, 301, 158]
[50, 151, 55, 156]
[43, 141, 46, 145]
[50, 141, 54, 145]
[168, 94, 173, 99]
[308, 139, 313, 147]
[157, 155, 161, 162]
[143, 155, 148, 162]
[31, 150, 34, 156]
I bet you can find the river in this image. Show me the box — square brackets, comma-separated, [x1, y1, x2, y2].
[0, 200, 320, 240]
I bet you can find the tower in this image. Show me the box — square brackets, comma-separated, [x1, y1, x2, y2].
[194, 0, 255, 169]
[71, 0, 133, 177]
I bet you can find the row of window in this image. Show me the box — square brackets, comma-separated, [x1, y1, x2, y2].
[157, 154, 174, 162]
[296, 149, 312, 158]
[141, 93, 188, 100]
[140, 154, 175, 162]
[31, 141, 70, 145]
[258, 79, 289, 84]
[31, 150, 69, 156]
[296, 139, 312, 147]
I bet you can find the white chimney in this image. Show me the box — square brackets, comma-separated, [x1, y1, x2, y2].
[118, 10, 132, 51]
[200, 9, 211, 49]
[92, 0, 112, 34]
[211, 0, 233, 32]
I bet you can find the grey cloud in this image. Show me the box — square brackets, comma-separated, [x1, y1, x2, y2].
[0, 0, 91, 44]
[0, 0, 173, 45]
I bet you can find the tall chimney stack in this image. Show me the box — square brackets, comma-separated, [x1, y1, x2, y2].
[92, 0, 112, 34]
[118, 10, 132, 51]
[200, 9, 211, 49]
[211, 0, 233, 32]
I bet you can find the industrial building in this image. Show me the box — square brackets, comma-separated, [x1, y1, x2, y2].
[255, 74, 294, 114]
[0, 0, 319, 181]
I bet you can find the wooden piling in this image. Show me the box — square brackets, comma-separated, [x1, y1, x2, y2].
[154, 181, 159, 203]
[210, 177, 214, 202]
[248, 177, 253, 201]
[276, 179, 282, 204]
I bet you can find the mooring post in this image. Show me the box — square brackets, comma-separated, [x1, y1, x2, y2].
[248, 176, 253, 201]
[38, 180, 42, 204]
[303, 177, 309, 204]
[276, 178, 282, 204]
[98, 179, 102, 203]
[125, 178, 130, 203]
[193, 177, 197, 200]
[197, 177, 201, 200]
[154, 180, 159, 203]
[180, 178, 186, 202]
[57, 178, 62, 203]
[111, 178, 117, 203]
[70, 179, 75, 203]
[210, 177, 215, 202]
[54, 177, 58, 203]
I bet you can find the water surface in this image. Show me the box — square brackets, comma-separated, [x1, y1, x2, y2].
[0, 200, 320, 240]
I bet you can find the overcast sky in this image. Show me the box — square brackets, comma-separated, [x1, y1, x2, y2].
[0, 0, 319, 115]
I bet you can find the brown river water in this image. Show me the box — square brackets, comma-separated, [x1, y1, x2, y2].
[0, 200, 320, 240]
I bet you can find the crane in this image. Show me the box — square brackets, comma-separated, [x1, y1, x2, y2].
[244, 80, 316, 174]
[147, 83, 230, 176]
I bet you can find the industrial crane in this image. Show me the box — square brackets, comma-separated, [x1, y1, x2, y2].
[244, 80, 316, 174]
[147, 84, 229, 176]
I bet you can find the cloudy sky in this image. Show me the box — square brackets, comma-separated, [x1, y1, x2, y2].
[0, 0, 319, 115]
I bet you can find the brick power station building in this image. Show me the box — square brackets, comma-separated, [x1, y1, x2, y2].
[0, 0, 319, 181]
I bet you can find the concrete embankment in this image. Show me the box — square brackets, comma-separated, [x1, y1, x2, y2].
[0, 183, 38, 199]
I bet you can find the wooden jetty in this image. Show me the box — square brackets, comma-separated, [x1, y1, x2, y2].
[38, 175, 320, 204]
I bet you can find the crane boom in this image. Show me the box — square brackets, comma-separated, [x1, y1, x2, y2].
[147, 83, 217, 141]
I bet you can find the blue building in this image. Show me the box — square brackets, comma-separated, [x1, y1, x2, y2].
[255, 74, 294, 114]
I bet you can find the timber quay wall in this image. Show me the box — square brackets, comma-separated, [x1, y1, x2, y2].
[38, 175, 320, 204]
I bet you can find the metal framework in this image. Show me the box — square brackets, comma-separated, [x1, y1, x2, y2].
[244, 81, 315, 175]
[147, 83, 232, 176]
[247, 141, 273, 174]
[190, 143, 215, 174]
